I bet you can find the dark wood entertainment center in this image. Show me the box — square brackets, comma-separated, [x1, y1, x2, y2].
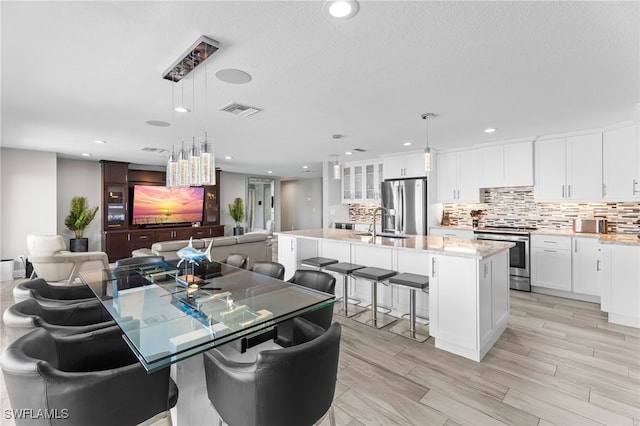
[100, 161, 224, 262]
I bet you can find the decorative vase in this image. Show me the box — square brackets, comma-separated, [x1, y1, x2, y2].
[70, 238, 89, 252]
[233, 226, 244, 236]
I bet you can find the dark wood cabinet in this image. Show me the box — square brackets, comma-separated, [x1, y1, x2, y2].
[100, 161, 223, 262]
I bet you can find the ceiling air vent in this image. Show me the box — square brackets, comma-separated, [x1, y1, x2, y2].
[141, 147, 167, 154]
[218, 102, 262, 117]
[354, 148, 366, 152]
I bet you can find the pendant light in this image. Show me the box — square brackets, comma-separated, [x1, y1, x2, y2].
[332, 134, 342, 180]
[177, 141, 189, 187]
[421, 113, 435, 173]
[200, 48, 216, 185]
[166, 146, 178, 188]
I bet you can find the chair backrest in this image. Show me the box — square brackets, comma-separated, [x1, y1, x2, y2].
[115, 255, 164, 268]
[13, 278, 97, 307]
[288, 270, 336, 329]
[204, 319, 341, 426]
[251, 261, 285, 280]
[26, 234, 67, 256]
[223, 253, 249, 269]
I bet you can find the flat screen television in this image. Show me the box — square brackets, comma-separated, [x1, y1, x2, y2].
[132, 185, 204, 226]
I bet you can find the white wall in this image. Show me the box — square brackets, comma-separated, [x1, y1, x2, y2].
[322, 160, 349, 228]
[56, 158, 102, 251]
[281, 178, 322, 231]
[0, 149, 58, 261]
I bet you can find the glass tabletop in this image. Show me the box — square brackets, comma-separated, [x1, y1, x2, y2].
[79, 259, 335, 372]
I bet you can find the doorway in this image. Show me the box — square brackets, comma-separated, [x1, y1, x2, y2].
[247, 177, 275, 232]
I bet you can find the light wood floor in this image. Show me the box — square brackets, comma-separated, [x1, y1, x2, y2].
[2, 279, 639, 426]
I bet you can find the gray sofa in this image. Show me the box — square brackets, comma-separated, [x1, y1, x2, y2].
[133, 233, 271, 269]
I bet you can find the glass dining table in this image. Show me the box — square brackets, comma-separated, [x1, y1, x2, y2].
[79, 259, 335, 373]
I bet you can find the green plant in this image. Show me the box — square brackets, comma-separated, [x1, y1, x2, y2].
[228, 197, 245, 227]
[64, 196, 99, 239]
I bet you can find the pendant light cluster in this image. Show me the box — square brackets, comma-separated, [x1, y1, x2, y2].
[165, 36, 218, 188]
[332, 134, 343, 180]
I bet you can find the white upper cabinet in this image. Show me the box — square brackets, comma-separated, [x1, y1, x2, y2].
[534, 133, 602, 201]
[342, 160, 383, 203]
[383, 152, 426, 180]
[603, 125, 640, 201]
[478, 141, 533, 188]
[436, 149, 479, 203]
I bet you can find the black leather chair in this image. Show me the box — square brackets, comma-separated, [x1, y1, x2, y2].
[275, 270, 336, 347]
[114, 255, 164, 268]
[13, 278, 97, 307]
[204, 318, 341, 426]
[222, 253, 249, 269]
[251, 260, 285, 280]
[3, 299, 116, 343]
[0, 326, 178, 426]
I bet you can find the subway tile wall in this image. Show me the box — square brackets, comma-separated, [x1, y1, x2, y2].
[442, 186, 640, 235]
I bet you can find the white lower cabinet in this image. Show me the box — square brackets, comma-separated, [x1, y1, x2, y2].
[600, 243, 640, 328]
[571, 236, 601, 296]
[530, 235, 572, 292]
[277, 234, 298, 281]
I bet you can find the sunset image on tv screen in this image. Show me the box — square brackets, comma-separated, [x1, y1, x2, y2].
[132, 186, 204, 225]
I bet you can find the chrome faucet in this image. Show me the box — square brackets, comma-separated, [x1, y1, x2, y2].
[372, 206, 389, 238]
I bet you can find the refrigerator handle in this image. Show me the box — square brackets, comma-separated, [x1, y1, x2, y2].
[399, 184, 405, 233]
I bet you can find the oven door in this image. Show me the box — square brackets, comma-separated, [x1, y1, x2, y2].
[475, 233, 529, 278]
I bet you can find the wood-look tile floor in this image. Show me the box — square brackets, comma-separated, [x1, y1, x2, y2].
[2, 279, 638, 426]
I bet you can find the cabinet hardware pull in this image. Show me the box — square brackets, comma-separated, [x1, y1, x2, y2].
[633, 179, 639, 196]
[568, 185, 571, 198]
[127, 234, 130, 241]
[574, 240, 577, 253]
[543, 249, 556, 253]
[602, 183, 606, 197]
[543, 240, 557, 244]
[596, 260, 601, 271]
[562, 185, 565, 198]
[484, 263, 488, 278]
[431, 258, 436, 278]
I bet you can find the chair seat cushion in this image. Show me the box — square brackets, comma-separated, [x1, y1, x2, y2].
[389, 272, 429, 290]
[301, 257, 338, 268]
[325, 262, 365, 274]
[352, 267, 396, 281]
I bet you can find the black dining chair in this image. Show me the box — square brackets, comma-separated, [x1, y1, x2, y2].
[13, 278, 97, 307]
[251, 260, 285, 280]
[3, 298, 116, 343]
[114, 255, 164, 268]
[203, 317, 341, 426]
[0, 326, 178, 426]
[222, 253, 249, 269]
[275, 269, 336, 347]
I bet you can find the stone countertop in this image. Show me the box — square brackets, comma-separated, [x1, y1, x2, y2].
[275, 228, 514, 259]
[432, 225, 640, 246]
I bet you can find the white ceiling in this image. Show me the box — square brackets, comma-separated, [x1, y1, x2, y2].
[1, 1, 638, 179]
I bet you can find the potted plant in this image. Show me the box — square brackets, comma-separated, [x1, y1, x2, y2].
[64, 196, 99, 252]
[228, 197, 245, 236]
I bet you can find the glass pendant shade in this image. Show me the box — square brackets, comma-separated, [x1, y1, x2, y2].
[424, 147, 431, 173]
[176, 145, 189, 187]
[200, 139, 216, 185]
[188, 140, 201, 186]
[166, 149, 178, 188]
[333, 160, 341, 180]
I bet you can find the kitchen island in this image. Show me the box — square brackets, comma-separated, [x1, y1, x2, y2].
[276, 228, 514, 361]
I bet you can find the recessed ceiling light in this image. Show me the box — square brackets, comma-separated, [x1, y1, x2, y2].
[81, 153, 91, 157]
[267, 171, 273, 174]
[216, 69, 252, 84]
[302, 165, 309, 169]
[174, 106, 191, 113]
[484, 128, 497, 133]
[403, 141, 412, 146]
[345, 151, 352, 155]
[224, 156, 232, 160]
[93, 140, 107, 144]
[323, 0, 359, 19]
[145, 120, 171, 127]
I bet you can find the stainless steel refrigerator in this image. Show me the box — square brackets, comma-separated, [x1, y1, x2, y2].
[380, 178, 428, 235]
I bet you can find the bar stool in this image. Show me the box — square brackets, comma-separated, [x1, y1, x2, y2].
[325, 262, 366, 317]
[388, 273, 430, 342]
[300, 257, 338, 271]
[351, 267, 397, 329]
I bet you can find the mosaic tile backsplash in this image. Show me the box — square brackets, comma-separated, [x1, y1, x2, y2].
[441, 186, 640, 235]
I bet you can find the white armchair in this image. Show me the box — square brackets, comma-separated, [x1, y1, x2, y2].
[26, 235, 109, 286]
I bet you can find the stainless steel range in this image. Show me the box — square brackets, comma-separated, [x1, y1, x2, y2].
[474, 226, 536, 291]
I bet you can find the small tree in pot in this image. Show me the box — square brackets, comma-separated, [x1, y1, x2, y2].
[64, 196, 99, 252]
[228, 197, 245, 236]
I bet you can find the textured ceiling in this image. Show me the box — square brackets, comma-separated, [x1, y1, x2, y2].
[1, 1, 638, 179]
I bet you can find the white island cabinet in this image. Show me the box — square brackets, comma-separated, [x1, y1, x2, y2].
[276, 228, 512, 361]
